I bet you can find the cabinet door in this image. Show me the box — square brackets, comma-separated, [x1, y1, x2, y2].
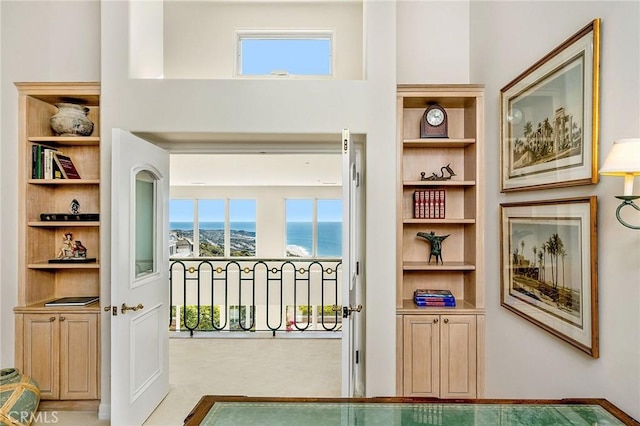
[59, 313, 98, 400]
[440, 314, 476, 398]
[23, 314, 60, 399]
[403, 315, 439, 396]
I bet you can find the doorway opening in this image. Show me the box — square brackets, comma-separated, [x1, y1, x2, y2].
[129, 134, 366, 420]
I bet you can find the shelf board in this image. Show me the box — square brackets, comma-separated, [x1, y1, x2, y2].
[28, 221, 99, 227]
[14, 302, 101, 313]
[28, 262, 100, 270]
[28, 136, 99, 146]
[403, 180, 475, 187]
[403, 218, 475, 224]
[27, 179, 100, 185]
[403, 138, 475, 148]
[397, 298, 484, 314]
[403, 261, 475, 271]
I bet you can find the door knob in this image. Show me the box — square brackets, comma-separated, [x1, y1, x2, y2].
[121, 303, 144, 314]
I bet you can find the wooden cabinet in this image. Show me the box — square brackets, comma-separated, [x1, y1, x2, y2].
[13, 83, 101, 404]
[401, 314, 479, 398]
[17, 311, 99, 400]
[396, 85, 485, 398]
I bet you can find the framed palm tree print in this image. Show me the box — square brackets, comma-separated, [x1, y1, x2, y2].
[500, 19, 600, 192]
[500, 196, 598, 358]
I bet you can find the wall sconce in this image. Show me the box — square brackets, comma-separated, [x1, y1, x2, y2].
[599, 138, 640, 229]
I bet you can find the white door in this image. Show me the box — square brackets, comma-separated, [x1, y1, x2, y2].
[341, 129, 364, 396]
[110, 129, 170, 425]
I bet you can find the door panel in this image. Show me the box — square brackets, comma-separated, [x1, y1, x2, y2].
[403, 315, 439, 397]
[111, 129, 170, 425]
[440, 315, 476, 398]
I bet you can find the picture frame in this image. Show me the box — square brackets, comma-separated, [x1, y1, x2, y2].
[500, 196, 598, 357]
[500, 19, 600, 192]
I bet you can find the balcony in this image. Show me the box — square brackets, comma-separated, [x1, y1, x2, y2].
[169, 258, 343, 337]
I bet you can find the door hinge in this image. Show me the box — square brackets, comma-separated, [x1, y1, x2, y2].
[356, 261, 360, 275]
[356, 171, 360, 187]
[355, 350, 359, 364]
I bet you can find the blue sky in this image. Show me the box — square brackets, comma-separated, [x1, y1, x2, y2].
[241, 38, 331, 76]
[170, 199, 342, 223]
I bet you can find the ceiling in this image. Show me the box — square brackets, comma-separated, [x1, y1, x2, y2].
[170, 153, 342, 186]
[133, 131, 356, 187]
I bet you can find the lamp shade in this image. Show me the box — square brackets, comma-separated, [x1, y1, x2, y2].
[599, 138, 640, 175]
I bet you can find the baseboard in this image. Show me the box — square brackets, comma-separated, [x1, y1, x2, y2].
[98, 402, 111, 420]
[38, 400, 99, 411]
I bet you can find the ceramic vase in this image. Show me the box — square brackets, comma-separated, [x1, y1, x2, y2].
[0, 368, 40, 426]
[50, 102, 94, 136]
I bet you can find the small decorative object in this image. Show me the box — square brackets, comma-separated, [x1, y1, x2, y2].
[49, 100, 94, 136]
[500, 19, 600, 191]
[416, 231, 450, 264]
[57, 232, 75, 259]
[0, 368, 40, 426]
[69, 199, 81, 215]
[74, 240, 87, 258]
[420, 102, 448, 138]
[500, 196, 598, 357]
[420, 163, 456, 181]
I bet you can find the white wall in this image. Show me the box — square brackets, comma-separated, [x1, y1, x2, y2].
[171, 185, 341, 257]
[101, 0, 397, 410]
[397, 0, 470, 84]
[469, 1, 640, 419]
[163, 1, 363, 79]
[0, 0, 101, 369]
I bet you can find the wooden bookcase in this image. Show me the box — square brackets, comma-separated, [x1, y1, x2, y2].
[14, 83, 101, 406]
[396, 84, 485, 398]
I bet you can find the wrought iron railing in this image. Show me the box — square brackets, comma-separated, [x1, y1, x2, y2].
[169, 258, 343, 336]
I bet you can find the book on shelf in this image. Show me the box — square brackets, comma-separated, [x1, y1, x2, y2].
[43, 147, 59, 179]
[412, 189, 446, 219]
[52, 152, 81, 179]
[414, 289, 455, 298]
[44, 296, 99, 307]
[414, 299, 456, 307]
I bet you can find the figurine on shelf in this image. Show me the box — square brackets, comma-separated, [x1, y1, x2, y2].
[73, 240, 87, 258]
[420, 163, 456, 181]
[57, 232, 74, 258]
[417, 231, 450, 265]
[69, 199, 81, 215]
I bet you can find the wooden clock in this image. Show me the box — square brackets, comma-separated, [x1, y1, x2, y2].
[420, 103, 448, 138]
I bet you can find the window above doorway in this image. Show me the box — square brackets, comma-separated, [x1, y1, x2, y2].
[236, 30, 334, 77]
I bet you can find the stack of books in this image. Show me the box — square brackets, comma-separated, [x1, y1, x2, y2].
[413, 289, 456, 307]
[32, 144, 81, 179]
[413, 189, 446, 219]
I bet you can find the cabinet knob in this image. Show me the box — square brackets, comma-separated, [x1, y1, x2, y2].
[443, 318, 449, 323]
[59, 316, 66, 322]
[433, 318, 439, 323]
[49, 317, 56, 322]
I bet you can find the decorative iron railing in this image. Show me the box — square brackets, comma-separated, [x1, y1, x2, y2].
[169, 258, 343, 336]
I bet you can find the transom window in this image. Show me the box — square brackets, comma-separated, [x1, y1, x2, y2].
[237, 30, 333, 77]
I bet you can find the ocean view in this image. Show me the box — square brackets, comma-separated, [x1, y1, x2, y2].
[169, 221, 341, 257]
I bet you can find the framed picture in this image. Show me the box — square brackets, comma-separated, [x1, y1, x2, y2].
[500, 19, 600, 192]
[500, 196, 598, 357]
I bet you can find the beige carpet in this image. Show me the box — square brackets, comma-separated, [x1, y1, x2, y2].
[35, 337, 341, 426]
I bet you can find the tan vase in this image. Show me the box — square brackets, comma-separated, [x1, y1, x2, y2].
[0, 368, 40, 426]
[50, 102, 94, 136]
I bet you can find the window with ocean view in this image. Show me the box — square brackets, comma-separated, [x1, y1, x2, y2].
[286, 199, 342, 258]
[170, 199, 256, 257]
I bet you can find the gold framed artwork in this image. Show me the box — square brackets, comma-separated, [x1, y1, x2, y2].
[500, 196, 598, 358]
[500, 19, 601, 192]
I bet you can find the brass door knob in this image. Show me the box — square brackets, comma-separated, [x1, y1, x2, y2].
[121, 303, 144, 314]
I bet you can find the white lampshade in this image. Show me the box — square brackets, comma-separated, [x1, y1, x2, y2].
[599, 138, 640, 196]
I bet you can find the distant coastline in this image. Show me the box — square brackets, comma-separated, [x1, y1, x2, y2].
[169, 221, 341, 257]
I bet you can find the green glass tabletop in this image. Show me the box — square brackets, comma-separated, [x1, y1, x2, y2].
[200, 401, 625, 425]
